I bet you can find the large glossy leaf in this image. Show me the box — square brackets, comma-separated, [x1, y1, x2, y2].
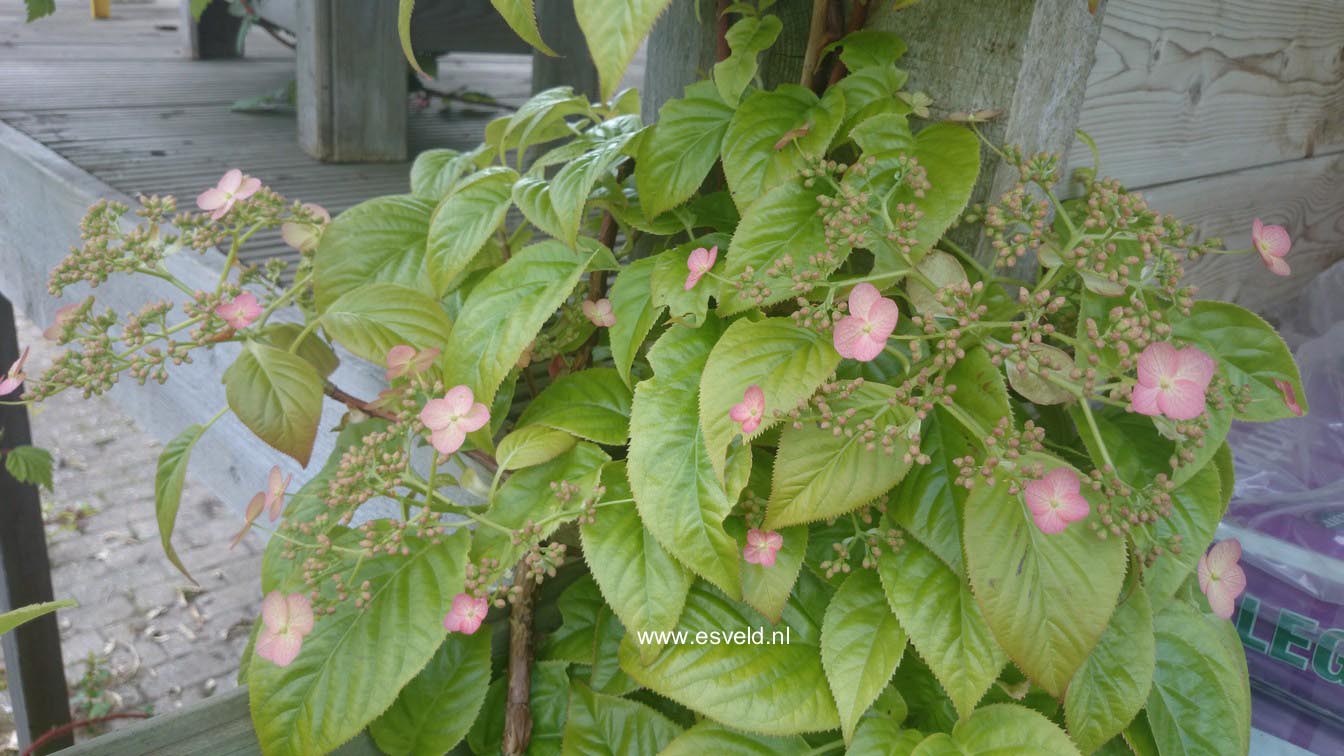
[573, 0, 671, 100]
[618, 583, 841, 735]
[659, 721, 809, 755]
[822, 570, 907, 742]
[222, 342, 323, 466]
[606, 257, 661, 387]
[717, 181, 839, 314]
[425, 166, 517, 295]
[495, 424, 577, 470]
[962, 456, 1126, 697]
[1147, 600, 1251, 756]
[722, 85, 845, 209]
[517, 367, 632, 446]
[1172, 300, 1306, 422]
[699, 317, 840, 480]
[489, 0, 556, 55]
[321, 283, 452, 365]
[442, 240, 599, 408]
[1072, 400, 1229, 491]
[256, 323, 339, 379]
[561, 680, 683, 754]
[368, 631, 491, 755]
[0, 599, 76, 635]
[155, 423, 208, 581]
[877, 536, 1006, 719]
[888, 409, 971, 570]
[765, 382, 914, 528]
[910, 704, 1081, 755]
[1065, 582, 1155, 754]
[249, 529, 470, 756]
[637, 81, 735, 218]
[409, 147, 485, 201]
[313, 195, 435, 311]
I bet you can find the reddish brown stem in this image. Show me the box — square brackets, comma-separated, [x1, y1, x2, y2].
[322, 382, 499, 473]
[715, 0, 732, 62]
[23, 712, 150, 756]
[501, 568, 538, 755]
[827, 0, 870, 87]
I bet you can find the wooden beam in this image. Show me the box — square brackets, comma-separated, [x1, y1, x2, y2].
[295, 0, 408, 163]
[0, 293, 74, 755]
[531, 0, 600, 100]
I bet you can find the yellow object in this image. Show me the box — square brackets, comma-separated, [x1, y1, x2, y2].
[91, 0, 110, 19]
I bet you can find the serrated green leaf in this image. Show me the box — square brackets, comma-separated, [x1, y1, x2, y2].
[713, 14, 783, 106]
[222, 343, 323, 466]
[521, 128, 636, 245]
[496, 425, 577, 470]
[719, 183, 835, 314]
[636, 82, 735, 218]
[425, 167, 517, 295]
[1146, 600, 1251, 756]
[469, 660, 570, 754]
[24, 0, 56, 22]
[0, 599, 76, 635]
[495, 87, 591, 161]
[249, 529, 470, 756]
[849, 717, 923, 756]
[607, 257, 662, 387]
[6, 444, 53, 492]
[945, 345, 1011, 438]
[659, 721, 809, 755]
[877, 536, 1005, 720]
[256, 323, 339, 378]
[828, 29, 909, 71]
[766, 382, 914, 528]
[888, 409, 971, 570]
[822, 570, 907, 742]
[561, 680, 683, 754]
[542, 576, 637, 695]
[313, 195, 435, 312]
[574, 0, 671, 101]
[905, 250, 969, 316]
[651, 240, 717, 326]
[962, 456, 1126, 697]
[850, 112, 915, 154]
[910, 704, 1081, 755]
[154, 426, 206, 582]
[489, 0, 556, 55]
[722, 85, 845, 209]
[409, 147, 485, 200]
[443, 240, 598, 408]
[321, 283, 452, 365]
[1006, 343, 1076, 405]
[517, 367, 632, 446]
[619, 582, 840, 735]
[1171, 300, 1306, 422]
[700, 317, 840, 479]
[1140, 464, 1225, 599]
[368, 631, 491, 756]
[726, 517, 806, 624]
[1065, 583, 1155, 754]
[396, 0, 420, 72]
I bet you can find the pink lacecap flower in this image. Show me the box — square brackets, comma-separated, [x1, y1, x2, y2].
[444, 593, 489, 634]
[385, 345, 440, 381]
[0, 346, 30, 397]
[197, 168, 262, 221]
[43, 303, 80, 341]
[730, 384, 765, 435]
[230, 465, 293, 548]
[1023, 467, 1090, 535]
[255, 590, 315, 667]
[1198, 538, 1247, 620]
[420, 385, 491, 455]
[833, 283, 899, 362]
[581, 298, 616, 328]
[280, 203, 330, 253]
[1130, 342, 1216, 421]
[215, 292, 262, 330]
[743, 528, 784, 567]
[684, 245, 718, 290]
[1251, 218, 1291, 277]
[1274, 378, 1304, 417]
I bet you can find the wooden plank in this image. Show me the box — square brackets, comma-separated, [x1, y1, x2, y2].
[0, 293, 74, 755]
[1069, 0, 1344, 190]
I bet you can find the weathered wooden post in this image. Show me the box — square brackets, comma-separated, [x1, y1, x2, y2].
[532, 0, 601, 100]
[0, 295, 73, 754]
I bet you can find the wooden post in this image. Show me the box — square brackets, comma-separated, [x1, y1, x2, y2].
[179, 0, 246, 60]
[531, 0, 600, 100]
[296, 0, 408, 163]
[0, 294, 73, 754]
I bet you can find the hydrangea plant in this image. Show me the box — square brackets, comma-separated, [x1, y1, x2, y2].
[8, 1, 1308, 754]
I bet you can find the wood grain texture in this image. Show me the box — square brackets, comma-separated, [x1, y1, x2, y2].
[532, 0, 600, 99]
[1070, 0, 1344, 189]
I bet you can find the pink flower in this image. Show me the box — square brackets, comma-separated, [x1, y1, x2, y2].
[581, 298, 616, 328]
[196, 169, 262, 220]
[385, 345, 440, 381]
[833, 283, 899, 362]
[1251, 219, 1291, 277]
[684, 245, 718, 290]
[0, 347, 30, 397]
[1023, 467, 1091, 535]
[215, 292, 262, 330]
[743, 529, 784, 567]
[443, 593, 489, 634]
[1130, 342, 1216, 421]
[280, 203, 330, 253]
[1198, 539, 1247, 620]
[1274, 378, 1304, 417]
[230, 465, 293, 548]
[43, 303, 80, 341]
[255, 591, 315, 667]
[420, 385, 490, 455]
[730, 384, 765, 435]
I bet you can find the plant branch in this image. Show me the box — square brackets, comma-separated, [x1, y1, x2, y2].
[715, 0, 731, 62]
[323, 381, 397, 422]
[826, 0, 870, 87]
[23, 712, 150, 756]
[501, 567, 538, 756]
[800, 0, 831, 91]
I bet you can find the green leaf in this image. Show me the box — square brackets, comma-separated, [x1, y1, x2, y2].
[368, 631, 491, 756]
[1141, 463, 1225, 599]
[888, 409, 972, 570]
[256, 323, 339, 378]
[496, 424, 577, 470]
[849, 717, 923, 756]
[396, 0, 420, 72]
[766, 382, 915, 528]
[909, 703, 1081, 755]
[607, 257, 662, 387]
[1072, 400, 1229, 491]
[1146, 600, 1251, 756]
[700, 317, 840, 480]
[313, 195, 435, 312]
[517, 367, 632, 446]
[222, 343, 323, 466]
[713, 14, 784, 106]
[573, 0, 671, 101]
[25, 0, 56, 22]
[945, 345, 1011, 438]
[249, 530, 470, 756]
[619, 582, 841, 735]
[722, 85, 845, 209]
[1006, 343, 1076, 406]
[637, 81, 736, 218]
[850, 112, 915, 154]
[489, 0, 556, 55]
[561, 680, 683, 754]
[409, 147, 482, 200]
[1065, 583, 1155, 755]
[493, 87, 592, 160]
[0, 599, 76, 635]
[726, 493, 806, 624]
[650, 239, 717, 327]
[1171, 300, 1306, 422]
[470, 661, 570, 754]
[877, 535, 1006, 720]
[517, 128, 637, 246]
[5, 444, 53, 492]
[828, 29, 908, 71]
[962, 456, 1126, 697]
[659, 721, 809, 755]
[905, 251, 968, 316]
[154, 425, 207, 582]
[425, 167, 517, 295]
[835, 66, 910, 143]
[443, 240, 599, 408]
[822, 570, 907, 742]
[542, 576, 638, 695]
[321, 283, 452, 365]
[718, 182, 834, 314]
